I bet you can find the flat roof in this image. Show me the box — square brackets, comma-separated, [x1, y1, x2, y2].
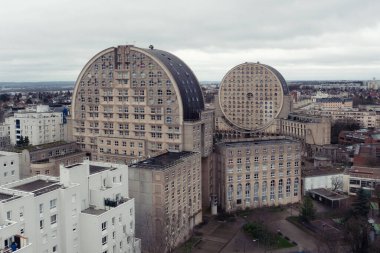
[303, 167, 345, 177]
[131, 151, 195, 170]
[12, 179, 61, 196]
[223, 139, 298, 147]
[309, 188, 348, 201]
[0, 193, 14, 201]
[89, 165, 110, 175]
[82, 207, 107, 215]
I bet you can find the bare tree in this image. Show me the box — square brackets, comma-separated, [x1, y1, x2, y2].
[141, 211, 190, 253]
[331, 176, 343, 192]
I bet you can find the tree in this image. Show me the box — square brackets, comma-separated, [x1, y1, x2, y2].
[331, 120, 361, 144]
[351, 188, 370, 218]
[374, 184, 380, 217]
[344, 216, 370, 253]
[331, 176, 343, 191]
[299, 196, 316, 222]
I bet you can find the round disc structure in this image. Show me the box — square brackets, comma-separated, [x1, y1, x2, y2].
[219, 62, 288, 131]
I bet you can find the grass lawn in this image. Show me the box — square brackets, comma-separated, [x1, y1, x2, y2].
[244, 222, 296, 249]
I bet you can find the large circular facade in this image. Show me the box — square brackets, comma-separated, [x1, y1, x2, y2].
[219, 63, 289, 131]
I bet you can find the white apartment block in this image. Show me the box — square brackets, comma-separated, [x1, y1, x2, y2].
[307, 109, 378, 128]
[0, 160, 140, 253]
[5, 105, 67, 146]
[0, 151, 20, 185]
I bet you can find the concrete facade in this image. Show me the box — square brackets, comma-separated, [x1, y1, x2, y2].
[215, 139, 302, 212]
[71, 45, 212, 164]
[129, 151, 202, 252]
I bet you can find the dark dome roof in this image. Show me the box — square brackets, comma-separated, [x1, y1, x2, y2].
[262, 64, 289, 95]
[141, 48, 205, 121]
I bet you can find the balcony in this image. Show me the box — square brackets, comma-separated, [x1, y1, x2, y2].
[104, 197, 128, 208]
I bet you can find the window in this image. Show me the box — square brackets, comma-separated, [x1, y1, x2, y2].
[50, 199, 57, 209]
[40, 219, 44, 229]
[101, 221, 107, 231]
[102, 236, 107, 245]
[53, 246, 57, 252]
[39, 203, 43, 213]
[286, 178, 291, 197]
[6, 211, 11, 220]
[50, 214, 57, 225]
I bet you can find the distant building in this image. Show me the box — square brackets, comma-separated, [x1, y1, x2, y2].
[20, 141, 87, 178]
[129, 151, 202, 252]
[339, 128, 380, 145]
[0, 151, 20, 185]
[0, 160, 140, 253]
[307, 109, 378, 128]
[315, 97, 353, 110]
[214, 139, 301, 212]
[352, 143, 380, 167]
[5, 105, 68, 146]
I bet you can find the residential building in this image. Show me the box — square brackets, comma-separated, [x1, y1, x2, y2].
[71, 45, 212, 164]
[5, 105, 68, 146]
[129, 151, 201, 252]
[215, 62, 292, 133]
[339, 128, 380, 145]
[315, 97, 353, 110]
[214, 139, 302, 212]
[0, 151, 20, 185]
[306, 108, 378, 128]
[279, 113, 331, 146]
[20, 141, 86, 178]
[0, 159, 140, 253]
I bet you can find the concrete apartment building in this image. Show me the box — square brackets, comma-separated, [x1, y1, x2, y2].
[0, 151, 20, 185]
[129, 151, 201, 252]
[71, 45, 213, 164]
[279, 113, 331, 146]
[215, 139, 302, 212]
[20, 141, 86, 177]
[5, 105, 68, 146]
[215, 62, 292, 134]
[0, 160, 140, 253]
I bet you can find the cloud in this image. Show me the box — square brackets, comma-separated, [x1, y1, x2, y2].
[1, 0, 380, 81]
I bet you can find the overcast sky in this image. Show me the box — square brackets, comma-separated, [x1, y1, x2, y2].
[1, 0, 380, 82]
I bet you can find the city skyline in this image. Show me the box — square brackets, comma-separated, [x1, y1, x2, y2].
[1, 0, 380, 82]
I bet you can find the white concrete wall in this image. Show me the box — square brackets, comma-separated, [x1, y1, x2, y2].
[0, 151, 21, 185]
[303, 173, 344, 195]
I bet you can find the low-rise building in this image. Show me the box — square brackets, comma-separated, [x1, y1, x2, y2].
[339, 128, 380, 145]
[315, 97, 353, 110]
[129, 151, 202, 253]
[0, 123, 10, 150]
[347, 166, 380, 196]
[215, 139, 302, 212]
[302, 167, 345, 195]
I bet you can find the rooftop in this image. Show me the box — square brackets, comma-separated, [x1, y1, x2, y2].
[131, 151, 195, 170]
[82, 207, 107, 215]
[12, 179, 61, 196]
[303, 167, 345, 177]
[89, 165, 111, 175]
[309, 188, 348, 201]
[223, 139, 298, 147]
[0, 192, 15, 201]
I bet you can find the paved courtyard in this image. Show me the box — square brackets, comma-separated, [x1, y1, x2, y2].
[185, 205, 325, 253]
